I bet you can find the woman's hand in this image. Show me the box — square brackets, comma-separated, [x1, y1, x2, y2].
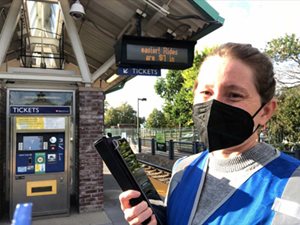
[119, 190, 157, 225]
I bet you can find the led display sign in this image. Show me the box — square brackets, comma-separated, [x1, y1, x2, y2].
[115, 35, 196, 69]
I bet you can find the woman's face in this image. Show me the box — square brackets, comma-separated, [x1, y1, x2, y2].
[194, 56, 261, 115]
[194, 56, 276, 151]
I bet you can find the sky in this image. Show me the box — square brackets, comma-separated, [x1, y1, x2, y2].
[106, 0, 300, 118]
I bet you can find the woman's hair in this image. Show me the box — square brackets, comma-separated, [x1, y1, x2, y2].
[202, 43, 276, 104]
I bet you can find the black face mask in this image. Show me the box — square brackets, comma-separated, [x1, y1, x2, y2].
[192, 99, 264, 152]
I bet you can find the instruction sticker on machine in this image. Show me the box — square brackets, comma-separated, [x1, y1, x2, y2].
[16, 117, 44, 130]
[16, 117, 65, 130]
[44, 117, 65, 129]
[35, 153, 46, 174]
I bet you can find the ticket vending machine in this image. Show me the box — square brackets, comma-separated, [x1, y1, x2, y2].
[8, 90, 73, 218]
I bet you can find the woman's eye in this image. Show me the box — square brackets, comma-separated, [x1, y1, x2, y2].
[200, 90, 212, 96]
[228, 92, 243, 99]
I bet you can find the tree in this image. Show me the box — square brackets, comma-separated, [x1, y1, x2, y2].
[145, 108, 167, 128]
[268, 86, 300, 146]
[155, 69, 184, 127]
[104, 102, 136, 127]
[104, 100, 110, 111]
[265, 34, 300, 88]
[154, 48, 214, 127]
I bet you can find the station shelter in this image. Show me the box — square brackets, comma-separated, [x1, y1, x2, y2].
[0, 0, 223, 219]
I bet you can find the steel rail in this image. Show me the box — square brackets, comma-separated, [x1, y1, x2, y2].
[138, 159, 172, 173]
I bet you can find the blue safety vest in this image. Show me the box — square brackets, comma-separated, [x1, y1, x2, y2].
[167, 151, 300, 225]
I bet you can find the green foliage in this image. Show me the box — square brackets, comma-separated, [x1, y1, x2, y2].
[145, 108, 167, 128]
[104, 100, 110, 111]
[265, 34, 300, 87]
[104, 102, 136, 127]
[265, 34, 300, 145]
[154, 49, 213, 127]
[265, 33, 300, 63]
[118, 139, 141, 172]
[155, 70, 184, 102]
[155, 132, 166, 143]
[268, 86, 300, 144]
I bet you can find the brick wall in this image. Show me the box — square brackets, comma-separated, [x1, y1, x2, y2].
[77, 87, 104, 213]
[0, 86, 6, 217]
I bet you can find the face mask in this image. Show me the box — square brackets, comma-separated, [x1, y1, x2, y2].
[192, 99, 264, 152]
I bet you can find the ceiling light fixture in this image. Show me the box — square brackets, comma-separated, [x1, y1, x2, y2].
[106, 74, 119, 84]
[69, 0, 85, 20]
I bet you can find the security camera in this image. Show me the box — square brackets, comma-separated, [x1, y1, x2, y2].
[70, 10, 85, 20]
[69, 0, 85, 20]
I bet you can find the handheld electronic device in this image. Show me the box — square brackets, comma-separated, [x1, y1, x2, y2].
[94, 137, 163, 225]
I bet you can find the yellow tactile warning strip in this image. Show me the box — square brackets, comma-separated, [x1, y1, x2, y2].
[149, 177, 168, 197]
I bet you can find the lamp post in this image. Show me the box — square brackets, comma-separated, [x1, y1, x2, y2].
[137, 98, 147, 152]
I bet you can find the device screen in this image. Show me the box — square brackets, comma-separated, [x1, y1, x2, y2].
[116, 138, 161, 200]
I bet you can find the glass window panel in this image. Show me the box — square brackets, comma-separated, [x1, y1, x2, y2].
[10, 91, 73, 107]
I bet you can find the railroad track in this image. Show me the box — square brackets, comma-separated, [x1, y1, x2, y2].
[144, 165, 171, 184]
[139, 160, 172, 184]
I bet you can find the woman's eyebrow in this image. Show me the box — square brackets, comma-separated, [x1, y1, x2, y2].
[224, 84, 248, 93]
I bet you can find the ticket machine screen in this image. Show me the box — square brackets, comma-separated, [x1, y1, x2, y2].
[23, 136, 43, 151]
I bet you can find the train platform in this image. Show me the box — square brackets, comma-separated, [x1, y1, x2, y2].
[0, 164, 127, 225]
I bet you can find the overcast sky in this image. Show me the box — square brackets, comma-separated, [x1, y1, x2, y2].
[106, 0, 300, 118]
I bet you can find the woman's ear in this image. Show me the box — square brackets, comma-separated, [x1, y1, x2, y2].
[260, 98, 277, 125]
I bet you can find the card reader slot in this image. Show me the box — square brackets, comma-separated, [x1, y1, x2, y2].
[32, 186, 52, 193]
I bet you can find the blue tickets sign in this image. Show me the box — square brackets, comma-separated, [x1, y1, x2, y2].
[117, 67, 161, 76]
[10, 106, 71, 115]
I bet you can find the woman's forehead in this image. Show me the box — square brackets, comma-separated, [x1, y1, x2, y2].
[197, 56, 255, 87]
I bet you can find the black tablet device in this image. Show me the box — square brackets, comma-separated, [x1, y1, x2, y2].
[94, 136, 164, 225]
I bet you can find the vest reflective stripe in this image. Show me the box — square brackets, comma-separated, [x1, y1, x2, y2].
[272, 166, 300, 224]
[167, 150, 209, 225]
[168, 152, 300, 225]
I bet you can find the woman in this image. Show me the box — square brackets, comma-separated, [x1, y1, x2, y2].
[119, 43, 300, 225]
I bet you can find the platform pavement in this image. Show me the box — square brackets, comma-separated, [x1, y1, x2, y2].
[0, 164, 128, 225]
